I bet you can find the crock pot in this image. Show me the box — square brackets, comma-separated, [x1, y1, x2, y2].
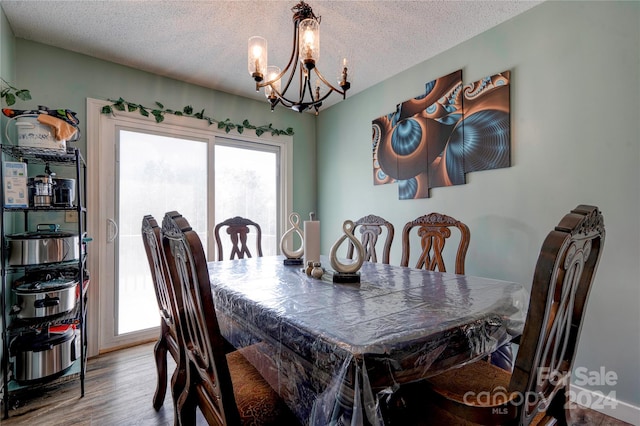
[5, 115, 67, 151]
[13, 277, 78, 319]
[11, 325, 79, 383]
[7, 224, 80, 266]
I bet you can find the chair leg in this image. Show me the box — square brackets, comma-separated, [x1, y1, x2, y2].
[171, 357, 188, 426]
[550, 386, 569, 426]
[153, 335, 168, 410]
[175, 366, 197, 426]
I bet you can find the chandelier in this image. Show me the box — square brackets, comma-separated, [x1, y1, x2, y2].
[248, 1, 351, 114]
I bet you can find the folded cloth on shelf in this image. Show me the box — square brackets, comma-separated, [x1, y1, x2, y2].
[37, 114, 78, 141]
[2, 105, 80, 127]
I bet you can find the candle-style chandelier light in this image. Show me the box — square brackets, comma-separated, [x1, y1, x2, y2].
[248, 1, 351, 115]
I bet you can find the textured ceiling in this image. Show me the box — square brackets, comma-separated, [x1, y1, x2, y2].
[1, 0, 542, 111]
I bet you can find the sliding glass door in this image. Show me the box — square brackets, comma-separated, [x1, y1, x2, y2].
[117, 130, 208, 334]
[91, 102, 290, 351]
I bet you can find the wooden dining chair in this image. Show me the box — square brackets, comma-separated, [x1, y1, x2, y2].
[161, 211, 298, 426]
[141, 215, 184, 411]
[390, 205, 605, 426]
[400, 212, 470, 274]
[346, 214, 395, 264]
[214, 216, 263, 260]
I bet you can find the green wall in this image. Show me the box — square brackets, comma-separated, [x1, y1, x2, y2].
[1, 7, 14, 81]
[1, 6, 16, 146]
[317, 0, 639, 413]
[11, 39, 318, 218]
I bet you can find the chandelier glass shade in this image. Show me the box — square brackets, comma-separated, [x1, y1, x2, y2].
[247, 1, 350, 114]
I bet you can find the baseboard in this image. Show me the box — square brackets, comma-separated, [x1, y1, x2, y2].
[571, 384, 640, 425]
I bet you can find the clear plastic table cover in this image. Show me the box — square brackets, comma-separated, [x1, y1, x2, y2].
[209, 256, 528, 426]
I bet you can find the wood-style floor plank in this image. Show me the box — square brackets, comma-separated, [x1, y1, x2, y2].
[1, 342, 191, 426]
[0, 342, 631, 425]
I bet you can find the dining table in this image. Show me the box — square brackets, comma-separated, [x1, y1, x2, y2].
[208, 255, 528, 426]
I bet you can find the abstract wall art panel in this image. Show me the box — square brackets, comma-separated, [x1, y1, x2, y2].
[372, 69, 511, 199]
[462, 71, 511, 172]
[372, 107, 400, 185]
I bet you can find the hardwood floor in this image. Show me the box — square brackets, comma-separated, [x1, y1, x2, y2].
[0, 342, 632, 425]
[1, 342, 198, 426]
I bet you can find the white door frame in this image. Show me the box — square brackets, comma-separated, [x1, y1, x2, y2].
[86, 98, 293, 355]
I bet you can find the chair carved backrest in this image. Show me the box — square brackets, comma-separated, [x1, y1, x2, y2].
[142, 215, 179, 332]
[510, 205, 605, 424]
[400, 212, 470, 274]
[214, 216, 263, 261]
[346, 214, 395, 264]
[162, 211, 242, 425]
[141, 214, 183, 410]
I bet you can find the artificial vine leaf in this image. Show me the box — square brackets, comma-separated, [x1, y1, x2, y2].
[101, 105, 112, 114]
[224, 122, 236, 133]
[1, 79, 32, 105]
[16, 90, 31, 101]
[127, 103, 138, 112]
[150, 110, 163, 122]
[139, 108, 149, 117]
[155, 101, 164, 109]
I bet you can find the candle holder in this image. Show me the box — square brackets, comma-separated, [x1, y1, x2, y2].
[329, 220, 364, 283]
[280, 212, 304, 265]
[303, 212, 320, 266]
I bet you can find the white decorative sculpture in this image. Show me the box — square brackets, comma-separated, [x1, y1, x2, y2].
[280, 212, 304, 264]
[330, 220, 365, 275]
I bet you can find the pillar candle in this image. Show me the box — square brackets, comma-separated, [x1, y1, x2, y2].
[304, 220, 320, 265]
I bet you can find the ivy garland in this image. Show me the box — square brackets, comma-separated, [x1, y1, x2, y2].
[101, 98, 294, 137]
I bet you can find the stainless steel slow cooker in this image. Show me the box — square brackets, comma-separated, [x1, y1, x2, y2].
[11, 325, 79, 383]
[13, 277, 78, 319]
[6, 224, 80, 266]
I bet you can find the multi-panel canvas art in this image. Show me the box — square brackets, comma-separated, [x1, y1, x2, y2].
[372, 70, 511, 199]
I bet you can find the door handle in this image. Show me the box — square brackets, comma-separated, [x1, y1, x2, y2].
[107, 218, 119, 243]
